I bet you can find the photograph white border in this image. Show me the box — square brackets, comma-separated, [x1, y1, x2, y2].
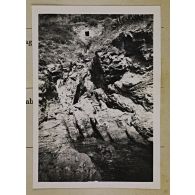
[32, 5, 161, 189]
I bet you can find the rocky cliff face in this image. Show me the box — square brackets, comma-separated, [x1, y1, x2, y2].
[38, 14, 153, 182]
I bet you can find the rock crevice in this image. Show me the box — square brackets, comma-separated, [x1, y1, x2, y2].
[38, 14, 154, 182]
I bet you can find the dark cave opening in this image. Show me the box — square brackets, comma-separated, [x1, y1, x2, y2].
[85, 31, 89, 36]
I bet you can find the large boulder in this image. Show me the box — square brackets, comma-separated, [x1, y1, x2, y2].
[63, 114, 80, 141]
[91, 50, 131, 86]
[114, 71, 153, 111]
[95, 108, 130, 142]
[107, 93, 153, 140]
[74, 109, 94, 138]
[56, 146, 101, 181]
[39, 145, 101, 182]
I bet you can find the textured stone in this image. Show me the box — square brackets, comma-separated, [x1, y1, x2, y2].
[74, 109, 94, 138]
[64, 114, 80, 141]
[114, 71, 153, 111]
[108, 93, 153, 140]
[38, 15, 154, 182]
[39, 145, 101, 182]
[95, 108, 131, 142]
[126, 126, 148, 145]
[56, 145, 101, 181]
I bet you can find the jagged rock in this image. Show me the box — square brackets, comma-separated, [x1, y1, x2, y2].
[131, 110, 153, 139]
[74, 109, 94, 138]
[112, 31, 152, 56]
[94, 117, 111, 142]
[75, 95, 98, 116]
[46, 63, 63, 83]
[73, 90, 132, 142]
[39, 145, 101, 182]
[147, 137, 153, 142]
[38, 79, 46, 89]
[141, 47, 153, 61]
[40, 120, 61, 130]
[72, 92, 134, 142]
[47, 63, 63, 74]
[126, 126, 148, 145]
[56, 65, 89, 108]
[82, 88, 152, 143]
[95, 108, 132, 142]
[83, 75, 95, 92]
[73, 94, 111, 141]
[114, 71, 144, 88]
[128, 77, 153, 111]
[64, 114, 80, 141]
[110, 30, 153, 74]
[99, 100, 107, 110]
[92, 50, 130, 85]
[46, 103, 64, 120]
[108, 93, 135, 113]
[39, 119, 71, 153]
[57, 77, 78, 108]
[38, 15, 154, 182]
[56, 145, 101, 181]
[107, 93, 153, 140]
[38, 108, 47, 124]
[114, 71, 153, 111]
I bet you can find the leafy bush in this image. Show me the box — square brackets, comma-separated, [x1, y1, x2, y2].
[39, 24, 73, 44]
[88, 18, 98, 27]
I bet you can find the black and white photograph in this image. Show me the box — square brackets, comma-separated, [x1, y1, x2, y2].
[32, 6, 160, 188]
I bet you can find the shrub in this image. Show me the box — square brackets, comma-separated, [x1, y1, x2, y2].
[88, 18, 98, 27]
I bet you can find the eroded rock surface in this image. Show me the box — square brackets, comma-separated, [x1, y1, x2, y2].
[38, 14, 154, 182]
[39, 145, 101, 182]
